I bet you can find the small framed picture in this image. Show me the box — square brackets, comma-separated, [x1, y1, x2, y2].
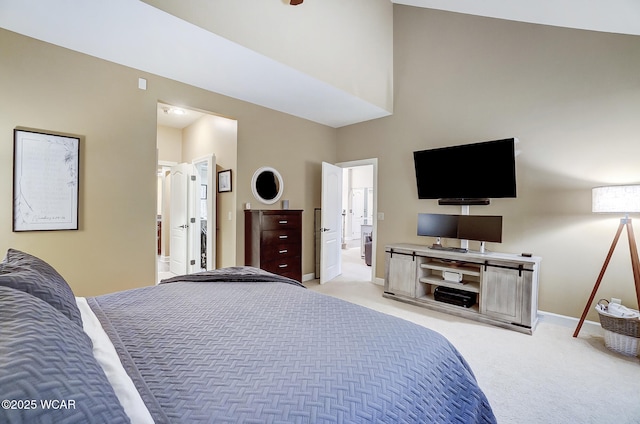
[218, 169, 232, 193]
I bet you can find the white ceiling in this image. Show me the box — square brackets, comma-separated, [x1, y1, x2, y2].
[1, 0, 638, 128]
[157, 103, 205, 129]
[394, 0, 640, 37]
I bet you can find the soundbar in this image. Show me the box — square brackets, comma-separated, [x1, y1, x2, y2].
[438, 198, 490, 206]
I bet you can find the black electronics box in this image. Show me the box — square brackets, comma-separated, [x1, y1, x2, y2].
[434, 286, 477, 308]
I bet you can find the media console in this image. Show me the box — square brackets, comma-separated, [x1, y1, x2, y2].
[384, 243, 542, 334]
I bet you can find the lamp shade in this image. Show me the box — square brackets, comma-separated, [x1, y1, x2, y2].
[592, 185, 640, 213]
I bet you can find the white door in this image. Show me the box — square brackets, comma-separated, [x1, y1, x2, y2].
[170, 163, 199, 275]
[320, 162, 343, 284]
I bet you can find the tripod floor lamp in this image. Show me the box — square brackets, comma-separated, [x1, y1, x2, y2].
[573, 184, 640, 337]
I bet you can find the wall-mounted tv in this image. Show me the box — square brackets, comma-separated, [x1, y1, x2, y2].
[413, 138, 517, 205]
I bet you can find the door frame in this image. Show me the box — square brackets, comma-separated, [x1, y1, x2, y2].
[335, 158, 379, 285]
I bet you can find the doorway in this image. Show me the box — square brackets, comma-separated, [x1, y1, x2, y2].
[319, 158, 377, 284]
[158, 160, 213, 281]
[155, 102, 238, 283]
[339, 161, 374, 283]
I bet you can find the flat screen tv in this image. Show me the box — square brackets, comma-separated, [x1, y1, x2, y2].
[413, 138, 517, 204]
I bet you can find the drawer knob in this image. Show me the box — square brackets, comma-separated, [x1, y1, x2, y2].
[279, 235, 288, 239]
[279, 249, 288, 254]
[279, 220, 288, 224]
[278, 264, 288, 268]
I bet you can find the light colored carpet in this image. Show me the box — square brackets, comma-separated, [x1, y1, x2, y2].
[305, 249, 640, 424]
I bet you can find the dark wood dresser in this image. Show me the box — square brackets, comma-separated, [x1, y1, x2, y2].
[244, 209, 303, 282]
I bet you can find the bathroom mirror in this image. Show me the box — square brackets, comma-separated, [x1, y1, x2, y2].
[251, 167, 284, 204]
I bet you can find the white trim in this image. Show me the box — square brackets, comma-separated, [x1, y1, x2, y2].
[538, 310, 603, 334]
[158, 160, 178, 168]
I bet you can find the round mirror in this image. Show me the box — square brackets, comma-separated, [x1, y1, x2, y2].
[251, 167, 284, 204]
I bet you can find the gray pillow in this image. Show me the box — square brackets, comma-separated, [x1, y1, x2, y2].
[0, 286, 131, 424]
[0, 248, 82, 327]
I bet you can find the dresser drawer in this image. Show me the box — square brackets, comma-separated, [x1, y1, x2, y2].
[261, 229, 301, 246]
[263, 257, 301, 281]
[261, 213, 301, 231]
[262, 242, 299, 261]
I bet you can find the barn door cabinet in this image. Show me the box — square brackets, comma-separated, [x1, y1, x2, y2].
[384, 243, 541, 334]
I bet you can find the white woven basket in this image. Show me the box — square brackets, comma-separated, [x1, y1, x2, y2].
[603, 329, 640, 357]
[595, 300, 640, 357]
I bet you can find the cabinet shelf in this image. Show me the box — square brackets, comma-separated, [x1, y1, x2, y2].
[419, 277, 480, 293]
[421, 263, 480, 277]
[416, 294, 480, 313]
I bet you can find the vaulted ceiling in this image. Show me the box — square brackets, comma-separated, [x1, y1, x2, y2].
[394, 0, 640, 37]
[1, 0, 638, 128]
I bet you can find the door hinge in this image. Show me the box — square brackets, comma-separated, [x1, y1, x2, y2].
[190, 260, 196, 265]
[191, 175, 196, 181]
[190, 217, 196, 223]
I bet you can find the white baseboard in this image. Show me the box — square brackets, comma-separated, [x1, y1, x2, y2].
[538, 310, 603, 335]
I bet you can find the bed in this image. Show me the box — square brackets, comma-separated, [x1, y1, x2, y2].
[0, 249, 496, 423]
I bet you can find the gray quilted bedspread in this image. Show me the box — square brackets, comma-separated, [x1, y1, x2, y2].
[89, 271, 496, 424]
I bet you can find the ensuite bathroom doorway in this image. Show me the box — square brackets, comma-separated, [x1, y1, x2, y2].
[340, 162, 374, 283]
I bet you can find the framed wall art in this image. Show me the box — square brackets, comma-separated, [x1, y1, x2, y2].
[218, 169, 232, 193]
[13, 129, 80, 231]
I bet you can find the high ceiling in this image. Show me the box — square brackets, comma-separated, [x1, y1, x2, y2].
[393, 0, 640, 37]
[1, 0, 638, 128]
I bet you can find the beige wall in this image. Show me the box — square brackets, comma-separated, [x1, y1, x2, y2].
[0, 28, 336, 296]
[141, 0, 393, 112]
[157, 125, 182, 163]
[337, 7, 640, 320]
